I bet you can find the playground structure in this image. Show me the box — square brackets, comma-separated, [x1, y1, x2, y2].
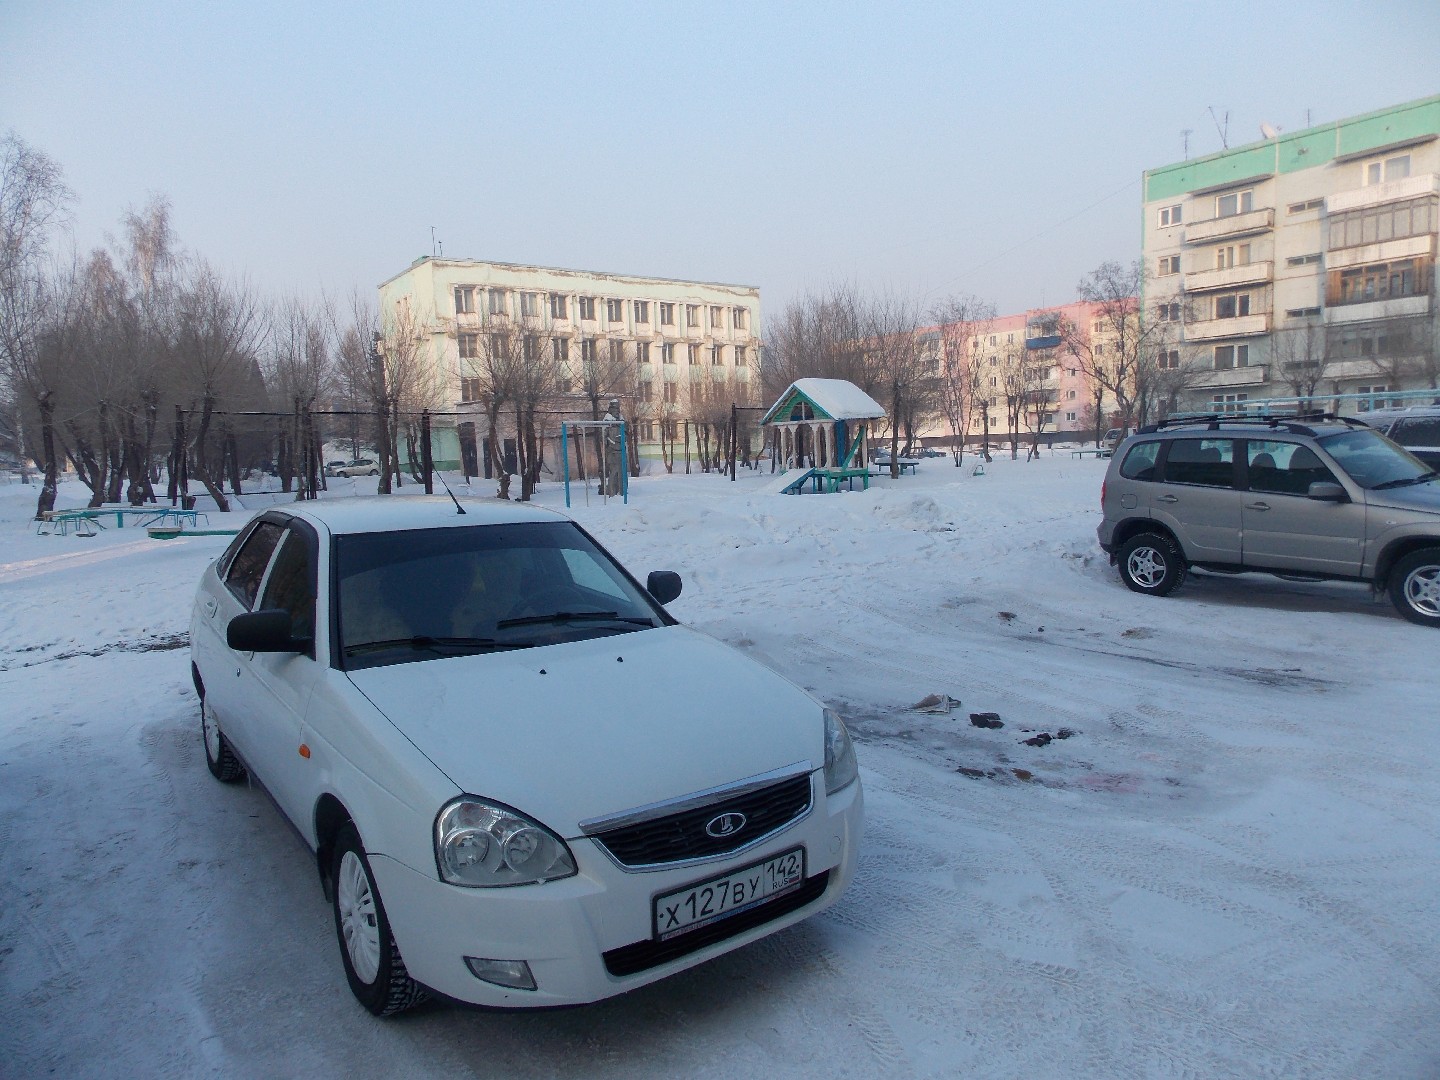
[760, 378, 888, 494]
[560, 420, 628, 507]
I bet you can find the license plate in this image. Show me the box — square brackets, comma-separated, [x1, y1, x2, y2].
[653, 848, 806, 941]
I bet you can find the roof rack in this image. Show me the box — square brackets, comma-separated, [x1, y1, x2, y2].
[1137, 412, 1371, 436]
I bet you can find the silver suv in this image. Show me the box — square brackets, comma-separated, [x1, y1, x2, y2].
[1097, 414, 1440, 626]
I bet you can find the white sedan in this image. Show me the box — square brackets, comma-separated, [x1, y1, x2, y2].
[189, 497, 863, 1014]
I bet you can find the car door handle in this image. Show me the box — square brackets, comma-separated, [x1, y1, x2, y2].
[1155, 494, 1179, 503]
[1245, 501, 1270, 512]
[205, 598, 218, 617]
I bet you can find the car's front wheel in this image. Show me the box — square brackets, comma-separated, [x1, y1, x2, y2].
[1389, 547, 1440, 626]
[368, 468, 378, 476]
[201, 700, 246, 782]
[331, 824, 427, 1016]
[1118, 532, 1185, 596]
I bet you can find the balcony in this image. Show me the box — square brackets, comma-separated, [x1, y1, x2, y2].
[1327, 234, 1435, 268]
[1183, 261, 1273, 293]
[1185, 313, 1271, 341]
[1185, 207, 1274, 244]
[1326, 173, 1439, 214]
[1024, 334, 1061, 350]
[1325, 295, 1431, 325]
[1194, 364, 1270, 389]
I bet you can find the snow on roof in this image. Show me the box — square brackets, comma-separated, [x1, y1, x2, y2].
[763, 378, 886, 423]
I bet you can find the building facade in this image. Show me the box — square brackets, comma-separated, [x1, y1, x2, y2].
[1143, 95, 1440, 415]
[377, 257, 762, 468]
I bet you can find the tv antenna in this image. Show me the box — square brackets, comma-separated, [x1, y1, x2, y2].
[1181, 129, 1193, 159]
[430, 226, 442, 257]
[1208, 106, 1230, 149]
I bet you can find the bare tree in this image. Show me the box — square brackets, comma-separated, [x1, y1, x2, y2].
[1273, 317, 1328, 409]
[266, 296, 335, 498]
[863, 293, 928, 476]
[930, 295, 995, 465]
[0, 132, 72, 516]
[1058, 261, 1175, 433]
[761, 284, 870, 402]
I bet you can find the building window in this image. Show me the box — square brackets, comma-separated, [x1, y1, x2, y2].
[1355, 385, 1395, 411]
[490, 333, 507, 357]
[460, 377, 481, 401]
[1158, 255, 1180, 276]
[1095, 343, 1105, 356]
[662, 342, 675, 364]
[1214, 344, 1249, 369]
[663, 382, 677, 403]
[1066, 411, 1078, 422]
[1214, 293, 1252, 319]
[1287, 198, 1324, 214]
[605, 298, 624, 323]
[578, 296, 596, 320]
[685, 304, 700, 327]
[732, 307, 748, 330]
[552, 337, 569, 363]
[520, 292, 540, 318]
[1212, 393, 1249, 414]
[688, 344, 700, 365]
[1334, 258, 1426, 305]
[557, 364, 573, 392]
[581, 338, 597, 364]
[523, 335, 539, 362]
[1286, 253, 1322, 267]
[1215, 189, 1254, 218]
[550, 293, 568, 319]
[711, 345, 723, 365]
[1066, 388, 1077, 400]
[488, 289, 507, 315]
[659, 302, 675, 325]
[633, 300, 649, 323]
[1215, 244, 1251, 269]
[636, 341, 650, 364]
[458, 332, 479, 359]
[638, 381, 653, 403]
[609, 340, 625, 364]
[710, 305, 724, 328]
[990, 376, 997, 387]
[1158, 204, 1182, 227]
[989, 335, 997, 345]
[1365, 154, 1411, 185]
[1285, 307, 1322, 319]
[1157, 302, 1182, 322]
[735, 345, 747, 366]
[1158, 349, 1180, 370]
[454, 286, 475, 314]
[1328, 199, 1435, 250]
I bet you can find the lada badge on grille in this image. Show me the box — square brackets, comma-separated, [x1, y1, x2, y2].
[705, 812, 747, 838]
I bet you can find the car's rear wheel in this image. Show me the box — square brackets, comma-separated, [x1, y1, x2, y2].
[332, 824, 427, 1016]
[1118, 532, 1185, 596]
[1389, 548, 1440, 626]
[201, 700, 246, 782]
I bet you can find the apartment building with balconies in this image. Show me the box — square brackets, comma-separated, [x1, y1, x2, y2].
[1142, 95, 1439, 415]
[377, 257, 761, 468]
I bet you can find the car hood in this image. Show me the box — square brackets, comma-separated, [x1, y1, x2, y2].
[345, 626, 824, 836]
[1366, 478, 1440, 515]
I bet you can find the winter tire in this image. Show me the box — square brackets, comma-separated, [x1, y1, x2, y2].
[331, 824, 428, 1016]
[368, 468, 378, 476]
[1389, 547, 1440, 627]
[1118, 532, 1185, 597]
[201, 700, 246, 782]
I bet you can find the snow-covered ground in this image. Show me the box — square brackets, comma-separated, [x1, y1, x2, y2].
[2, 456, 1436, 1079]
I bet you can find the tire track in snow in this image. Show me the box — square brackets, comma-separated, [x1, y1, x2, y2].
[0, 537, 154, 583]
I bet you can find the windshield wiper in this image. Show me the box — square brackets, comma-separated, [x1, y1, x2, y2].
[1372, 472, 1439, 490]
[345, 635, 533, 656]
[495, 611, 655, 630]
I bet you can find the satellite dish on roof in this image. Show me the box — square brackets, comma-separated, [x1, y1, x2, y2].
[1260, 121, 1281, 139]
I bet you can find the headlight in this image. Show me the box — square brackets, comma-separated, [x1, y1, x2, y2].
[434, 798, 577, 887]
[823, 708, 859, 794]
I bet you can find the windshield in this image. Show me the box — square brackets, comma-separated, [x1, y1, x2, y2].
[335, 521, 665, 669]
[1318, 428, 1434, 490]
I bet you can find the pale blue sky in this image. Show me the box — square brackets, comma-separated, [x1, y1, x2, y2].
[3, 1, 1437, 319]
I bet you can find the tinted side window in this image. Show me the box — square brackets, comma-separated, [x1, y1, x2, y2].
[1393, 418, 1440, 446]
[1119, 441, 1161, 481]
[1246, 440, 1336, 495]
[224, 521, 284, 609]
[1162, 438, 1236, 487]
[259, 529, 317, 650]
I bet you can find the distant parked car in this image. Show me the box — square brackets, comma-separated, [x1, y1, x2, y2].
[1361, 406, 1440, 470]
[335, 458, 379, 477]
[1102, 428, 1124, 452]
[325, 459, 348, 477]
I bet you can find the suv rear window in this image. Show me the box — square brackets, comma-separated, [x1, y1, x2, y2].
[1162, 438, 1235, 487]
[1392, 418, 1440, 446]
[1119, 441, 1161, 481]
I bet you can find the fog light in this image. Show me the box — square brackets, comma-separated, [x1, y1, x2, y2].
[464, 957, 537, 990]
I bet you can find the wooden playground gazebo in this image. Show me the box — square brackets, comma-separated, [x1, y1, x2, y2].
[760, 378, 886, 493]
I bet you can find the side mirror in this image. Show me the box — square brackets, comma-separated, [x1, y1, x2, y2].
[228, 609, 308, 653]
[647, 570, 683, 606]
[1307, 481, 1348, 502]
